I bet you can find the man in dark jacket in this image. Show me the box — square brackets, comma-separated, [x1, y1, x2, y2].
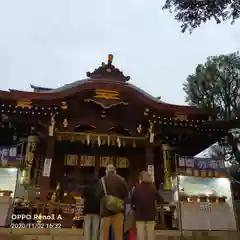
[82, 176, 100, 240]
[98, 164, 128, 240]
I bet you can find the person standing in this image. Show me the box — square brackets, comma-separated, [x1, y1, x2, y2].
[83, 176, 100, 240]
[98, 164, 128, 240]
[131, 171, 163, 240]
[124, 186, 136, 240]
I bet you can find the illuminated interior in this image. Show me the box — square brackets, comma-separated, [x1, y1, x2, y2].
[0, 168, 18, 195]
[178, 176, 232, 200]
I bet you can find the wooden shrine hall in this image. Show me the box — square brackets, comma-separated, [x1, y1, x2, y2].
[0, 54, 237, 203]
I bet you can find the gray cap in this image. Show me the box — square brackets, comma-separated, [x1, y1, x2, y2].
[106, 164, 116, 173]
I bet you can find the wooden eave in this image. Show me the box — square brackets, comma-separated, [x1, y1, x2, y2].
[0, 79, 212, 116]
[153, 118, 239, 141]
[0, 54, 215, 118]
[200, 118, 240, 131]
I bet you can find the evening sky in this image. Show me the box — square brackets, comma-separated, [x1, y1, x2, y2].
[0, 0, 239, 105]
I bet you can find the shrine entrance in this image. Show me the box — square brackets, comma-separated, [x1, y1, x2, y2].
[50, 132, 146, 197]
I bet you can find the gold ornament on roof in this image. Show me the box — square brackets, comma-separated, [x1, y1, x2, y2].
[16, 99, 32, 108]
[49, 114, 55, 136]
[61, 101, 68, 110]
[148, 120, 155, 143]
[94, 89, 120, 100]
[174, 113, 187, 121]
[63, 118, 68, 128]
[86, 54, 130, 82]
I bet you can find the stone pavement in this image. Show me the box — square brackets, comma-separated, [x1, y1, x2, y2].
[0, 228, 239, 240]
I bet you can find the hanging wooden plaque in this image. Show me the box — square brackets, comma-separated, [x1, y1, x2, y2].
[100, 156, 114, 167]
[64, 155, 78, 166]
[116, 157, 128, 168]
[42, 158, 52, 177]
[94, 89, 120, 100]
[16, 99, 32, 108]
[79, 156, 95, 167]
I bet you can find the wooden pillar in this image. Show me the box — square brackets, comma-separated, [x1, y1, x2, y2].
[146, 144, 155, 182]
[40, 114, 56, 201]
[24, 134, 38, 185]
[162, 144, 174, 190]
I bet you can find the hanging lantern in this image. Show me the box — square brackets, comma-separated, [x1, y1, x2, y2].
[63, 118, 68, 128]
[61, 101, 68, 110]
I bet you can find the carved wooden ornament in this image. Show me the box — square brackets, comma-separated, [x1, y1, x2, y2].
[49, 114, 55, 136]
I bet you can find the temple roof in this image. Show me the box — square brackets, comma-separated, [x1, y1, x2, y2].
[30, 85, 53, 92]
[0, 54, 213, 115]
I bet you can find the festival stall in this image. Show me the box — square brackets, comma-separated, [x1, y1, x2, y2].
[0, 145, 21, 226]
[172, 157, 237, 231]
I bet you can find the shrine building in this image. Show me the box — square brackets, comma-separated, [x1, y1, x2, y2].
[0, 54, 237, 202]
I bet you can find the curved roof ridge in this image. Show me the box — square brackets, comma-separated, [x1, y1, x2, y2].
[48, 78, 186, 107]
[0, 78, 210, 114]
[126, 82, 192, 108]
[127, 83, 167, 104]
[26, 78, 193, 109]
[46, 79, 89, 93]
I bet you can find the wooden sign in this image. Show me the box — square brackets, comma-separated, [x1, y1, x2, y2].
[16, 99, 32, 108]
[64, 155, 78, 166]
[174, 112, 187, 121]
[94, 89, 120, 100]
[79, 156, 95, 166]
[147, 164, 155, 182]
[42, 158, 52, 177]
[100, 156, 114, 167]
[63, 155, 128, 168]
[116, 157, 128, 168]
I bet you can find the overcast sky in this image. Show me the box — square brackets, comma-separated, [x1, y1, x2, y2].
[0, 0, 240, 105]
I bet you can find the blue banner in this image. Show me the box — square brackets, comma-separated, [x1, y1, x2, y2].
[0, 146, 19, 165]
[178, 157, 226, 178]
[179, 157, 225, 170]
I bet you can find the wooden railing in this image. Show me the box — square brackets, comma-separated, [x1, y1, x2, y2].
[10, 201, 177, 230]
